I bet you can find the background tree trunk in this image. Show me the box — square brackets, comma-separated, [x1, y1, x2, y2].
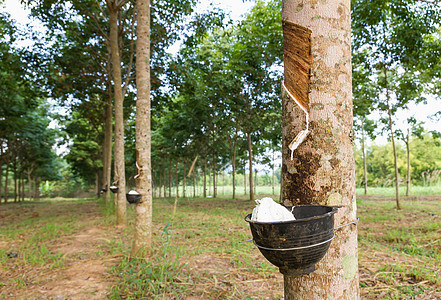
[103, 90, 113, 204]
[163, 168, 166, 198]
[254, 169, 257, 195]
[281, 1, 359, 298]
[13, 157, 17, 202]
[384, 67, 400, 209]
[203, 157, 207, 197]
[212, 153, 216, 198]
[232, 136, 237, 200]
[4, 163, 9, 202]
[183, 160, 186, 198]
[247, 131, 254, 201]
[361, 119, 368, 195]
[244, 164, 247, 195]
[131, 0, 152, 258]
[175, 161, 179, 198]
[406, 129, 410, 197]
[109, 4, 127, 225]
[272, 149, 275, 195]
[168, 166, 172, 197]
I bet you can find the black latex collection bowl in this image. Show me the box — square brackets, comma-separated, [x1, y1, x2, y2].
[109, 186, 119, 193]
[126, 194, 141, 204]
[245, 205, 337, 275]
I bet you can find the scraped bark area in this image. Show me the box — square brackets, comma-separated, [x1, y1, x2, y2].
[281, 0, 359, 299]
[283, 21, 312, 112]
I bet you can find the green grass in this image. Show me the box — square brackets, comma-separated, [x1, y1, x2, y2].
[356, 185, 441, 196]
[358, 195, 441, 298]
[0, 198, 95, 270]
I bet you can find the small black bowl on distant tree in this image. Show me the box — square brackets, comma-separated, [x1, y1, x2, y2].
[126, 190, 141, 204]
[109, 185, 119, 193]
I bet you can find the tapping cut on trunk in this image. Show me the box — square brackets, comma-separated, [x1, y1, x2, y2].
[282, 20, 312, 113]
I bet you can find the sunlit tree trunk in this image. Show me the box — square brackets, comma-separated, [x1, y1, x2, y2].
[175, 161, 179, 198]
[247, 131, 254, 201]
[232, 136, 237, 199]
[384, 67, 400, 209]
[4, 163, 9, 203]
[168, 166, 171, 197]
[272, 149, 275, 195]
[109, 3, 127, 225]
[103, 89, 113, 204]
[406, 129, 410, 197]
[131, 0, 152, 257]
[163, 168, 166, 198]
[244, 164, 247, 195]
[361, 119, 368, 195]
[254, 169, 257, 196]
[183, 160, 186, 198]
[13, 156, 17, 202]
[203, 157, 207, 198]
[281, 0, 359, 298]
[212, 152, 217, 198]
[193, 170, 196, 197]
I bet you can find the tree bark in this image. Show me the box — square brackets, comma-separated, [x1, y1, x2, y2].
[281, 1, 359, 298]
[244, 164, 247, 195]
[168, 166, 172, 197]
[183, 160, 186, 198]
[203, 157, 207, 198]
[109, 3, 127, 225]
[212, 152, 217, 198]
[406, 129, 410, 197]
[0, 144, 3, 202]
[247, 131, 254, 201]
[254, 169, 257, 196]
[384, 67, 400, 209]
[193, 169, 196, 197]
[361, 119, 368, 195]
[272, 148, 276, 195]
[232, 136, 237, 200]
[13, 157, 17, 202]
[4, 163, 9, 203]
[163, 168, 166, 198]
[103, 89, 113, 204]
[131, 0, 152, 258]
[175, 161, 179, 198]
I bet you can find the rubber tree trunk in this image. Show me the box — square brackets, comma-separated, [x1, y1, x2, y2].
[212, 153, 217, 198]
[247, 131, 254, 201]
[109, 5, 127, 225]
[0, 145, 2, 202]
[203, 157, 207, 198]
[361, 119, 368, 195]
[168, 166, 171, 197]
[4, 163, 9, 202]
[406, 129, 410, 197]
[281, 1, 359, 298]
[244, 164, 247, 195]
[183, 160, 186, 198]
[384, 67, 400, 209]
[13, 157, 17, 202]
[175, 161, 179, 198]
[103, 90, 113, 204]
[254, 169, 257, 196]
[193, 170, 196, 198]
[163, 168, 166, 198]
[272, 148, 275, 195]
[131, 0, 152, 258]
[232, 136, 237, 200]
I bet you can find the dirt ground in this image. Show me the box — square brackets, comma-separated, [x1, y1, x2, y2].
[1, 195, 440, 299]
[0, 200, 121, 299]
